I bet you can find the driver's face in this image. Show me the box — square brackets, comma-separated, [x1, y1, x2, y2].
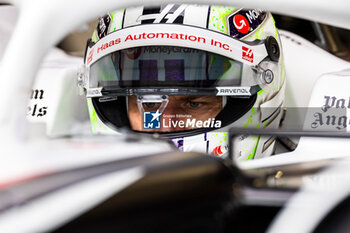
[128, 96, 222, 132]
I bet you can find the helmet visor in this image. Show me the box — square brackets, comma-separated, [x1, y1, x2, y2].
[88, 45, 258, 96]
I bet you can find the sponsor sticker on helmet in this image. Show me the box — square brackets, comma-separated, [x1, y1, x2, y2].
[216, 87, 251, 96]
[242, 46, 254, 63]
[87, 87, 103, 97]
[85, 24, 269, 66]
[228, 9, 267, 38]
[97, 14, 112, 39]
[233, 14, 249, 34]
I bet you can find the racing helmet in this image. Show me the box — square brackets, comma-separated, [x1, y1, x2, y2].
[79, 5, 286, 161]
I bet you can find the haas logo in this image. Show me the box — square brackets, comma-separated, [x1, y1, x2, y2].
[242, 46, 254, 63]
[137, 4, 188, 24]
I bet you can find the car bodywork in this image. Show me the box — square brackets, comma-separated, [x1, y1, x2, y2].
[1, 0, 350, 232]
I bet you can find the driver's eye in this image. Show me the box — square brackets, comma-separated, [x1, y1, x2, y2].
[189, 101, 202, 108]
[143, 102, 160, 109]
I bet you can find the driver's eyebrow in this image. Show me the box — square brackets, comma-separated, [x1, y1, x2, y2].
[175, 96, 212, 101]
[188, 96, 222, 102]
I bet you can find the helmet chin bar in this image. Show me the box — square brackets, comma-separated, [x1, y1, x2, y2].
[136, 95, 169, 114]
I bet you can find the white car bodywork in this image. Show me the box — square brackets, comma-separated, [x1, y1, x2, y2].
[1, 0, 350, 232]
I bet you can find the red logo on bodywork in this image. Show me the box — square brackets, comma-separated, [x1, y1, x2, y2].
[87, 48, 94, 65]
[242, 46, 253, 63]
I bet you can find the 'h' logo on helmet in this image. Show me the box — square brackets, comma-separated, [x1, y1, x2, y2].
[137, 4, 188, 24]
[242, 46, 254, 63]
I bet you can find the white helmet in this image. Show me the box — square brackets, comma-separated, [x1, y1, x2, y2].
[79, 5, 286, 161]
